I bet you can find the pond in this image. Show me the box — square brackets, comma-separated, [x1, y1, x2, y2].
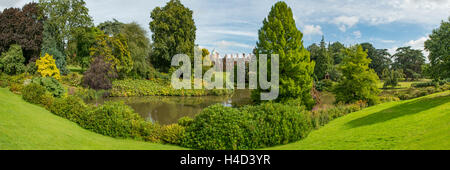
[87, 90, 252, 125]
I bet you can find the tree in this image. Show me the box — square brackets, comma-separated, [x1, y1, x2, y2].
[89, 30, 133, 78]
[41, 22, 67, 74]
[329, 42, 346, 65]
[392, 46, 426, 81]
[314, 36, 333, 80]
[424, 17, 449, 80]
[121, 22, 152, 79]
[360, 43, 392, 77]
[36, 53, 61, 80]
[382, 69, 404, 89]
[0, 44, 26, 75]
[98, 19, 124, 36]
[253, 1, 315, 108]
[39, 0, 93, 73]
[150, 0, 196, 72]
[82, 56, 118, 90]
[70, 27, 97, 69]
[0, 3, 44, 63]
[334, 45, 380, 105]
[307, 43, 320, 61]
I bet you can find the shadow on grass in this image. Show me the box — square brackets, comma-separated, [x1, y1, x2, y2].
[346, 94, 450, 128]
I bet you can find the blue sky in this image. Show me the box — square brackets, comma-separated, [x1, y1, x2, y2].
[2, 0, 449, 56]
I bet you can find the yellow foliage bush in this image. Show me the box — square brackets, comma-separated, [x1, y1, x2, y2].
[36, 53, 61, 80]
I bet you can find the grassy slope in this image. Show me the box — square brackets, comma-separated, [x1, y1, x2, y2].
[0, 88, 184, 150]
[269, 91, 450, 150]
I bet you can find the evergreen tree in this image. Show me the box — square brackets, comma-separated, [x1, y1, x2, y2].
[253, 1, 315, 108]
[314, 36, 334, 80]
[0, 44, 26, 75]
[334, 45, 380, 105]
[392, 46, 425, 81]
[149, 0, 196, 72]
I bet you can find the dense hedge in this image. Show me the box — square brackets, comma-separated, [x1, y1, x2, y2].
[110, 79, 233, 97]
[179, 101, 370, 150]
[31, 77, 65, 97]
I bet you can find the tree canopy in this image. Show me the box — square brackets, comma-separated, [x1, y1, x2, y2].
[334, 45, 380, 105]
[149, 0, 196, 72]
[0, 3, 44, 63]
[424, 17, 449, 80]
[253, 1, 315, 108]
[360, 42, 392, 77]
[392, 46, 426, 81]
[313, 37, 334, 80]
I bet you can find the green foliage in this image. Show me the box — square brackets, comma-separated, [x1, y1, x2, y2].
[382, 69, 405, 88]
[310, 101, 367, 129]
[49, 95, 88, 124]
[424, 17, 449, 80]
[31, 77, 65, 97]
[253, 1, 315, 108]
[392, 46, 426, 81]
[39, 0, 93, 62]
[90, 29, 133, 78]
[121, 22, 152, 79]
[0, 44, 26, 75]
[82, 101, 151, 139]
[150, 0, 196, 72]
[334, 45, 380, 105]
[314, 37, 334, 80]
[41, 22, 67, 74]
[329, 42, 346, 65]
[70, 27, 97, 69]
[181, 103, 313, 150]
[22, 83, 54, 107]
[110, 79, 233, 97]
[315, 79, 334, 92]
[161, 124, 185, 145]
[61, 72, 82, 87]
[360, 43, 392, 77]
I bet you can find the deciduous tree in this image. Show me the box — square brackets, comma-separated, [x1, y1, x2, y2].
[424, 17, 449, 80]
[149, 0, 196, 72]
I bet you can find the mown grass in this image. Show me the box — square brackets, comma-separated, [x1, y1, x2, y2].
[267, 91, 450, 150]
[0, 88, 185, 150]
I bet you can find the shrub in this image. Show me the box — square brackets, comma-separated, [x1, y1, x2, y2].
[82, 102, 148, 139]
[61, 72, 82, 87]
[241, 103, 312, 148]
[181, 105, 253, 150]
[181, 103, 313, 150]
[31, 77, 65, 98]
[316, 79, 334, 92]
[22, 83, 54, 107]
[82, 56, 118, 90]
[49, 96, 88, 124]
[0, 44, 26, 75]
[178, 117, 194, 127]
[36, 53, 61, 80]
[161, 124, 185, 145]
[310, 101, 367, 129]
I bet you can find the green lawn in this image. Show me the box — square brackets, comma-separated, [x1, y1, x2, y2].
[0, 88, 185, 150]
[268, 91, 450, 150]
[378, 79, 432, 89]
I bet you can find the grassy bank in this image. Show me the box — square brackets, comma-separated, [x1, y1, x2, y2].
[268, 91, 450, 150]
[0, 88, 185, 150]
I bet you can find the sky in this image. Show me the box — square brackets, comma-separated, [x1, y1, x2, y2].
[1, 0, 449, 56]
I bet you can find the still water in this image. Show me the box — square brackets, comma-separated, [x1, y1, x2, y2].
[88, 90, 252, 125]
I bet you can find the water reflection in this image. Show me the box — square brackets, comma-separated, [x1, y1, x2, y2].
[87, 90, 252, 125]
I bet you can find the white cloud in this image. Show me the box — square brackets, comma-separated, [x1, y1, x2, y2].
[380, 39, 396, 43]
[388, 36, 430, 56]
[353, 31, 362, 38]
[331, 16, 359, 32]
[208, 30, 257, 38]
[214, 40, 254, 49]
[303, 25, 323, 36]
